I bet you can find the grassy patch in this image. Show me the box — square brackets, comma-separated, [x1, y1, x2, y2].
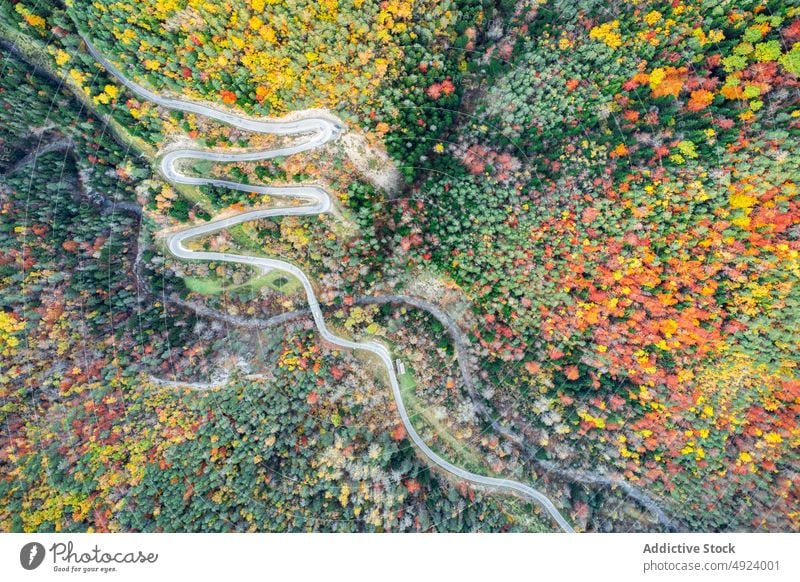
[254, 270, 301, 294]
[184, 276, 225, 295]
[398, 371, 417, 392]
[184, 269, 301, 296]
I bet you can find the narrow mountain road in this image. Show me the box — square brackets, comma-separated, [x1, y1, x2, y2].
[83, 35, 574, 533]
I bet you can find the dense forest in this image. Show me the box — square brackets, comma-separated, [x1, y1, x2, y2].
[401, 0, 800, 530]
[0, 47, 543, 532]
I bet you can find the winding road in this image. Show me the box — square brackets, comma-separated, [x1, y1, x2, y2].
[83, 36, 574, 533]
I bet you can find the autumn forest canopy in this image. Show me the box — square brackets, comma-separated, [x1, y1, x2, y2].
[0, 0, 798, 533]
